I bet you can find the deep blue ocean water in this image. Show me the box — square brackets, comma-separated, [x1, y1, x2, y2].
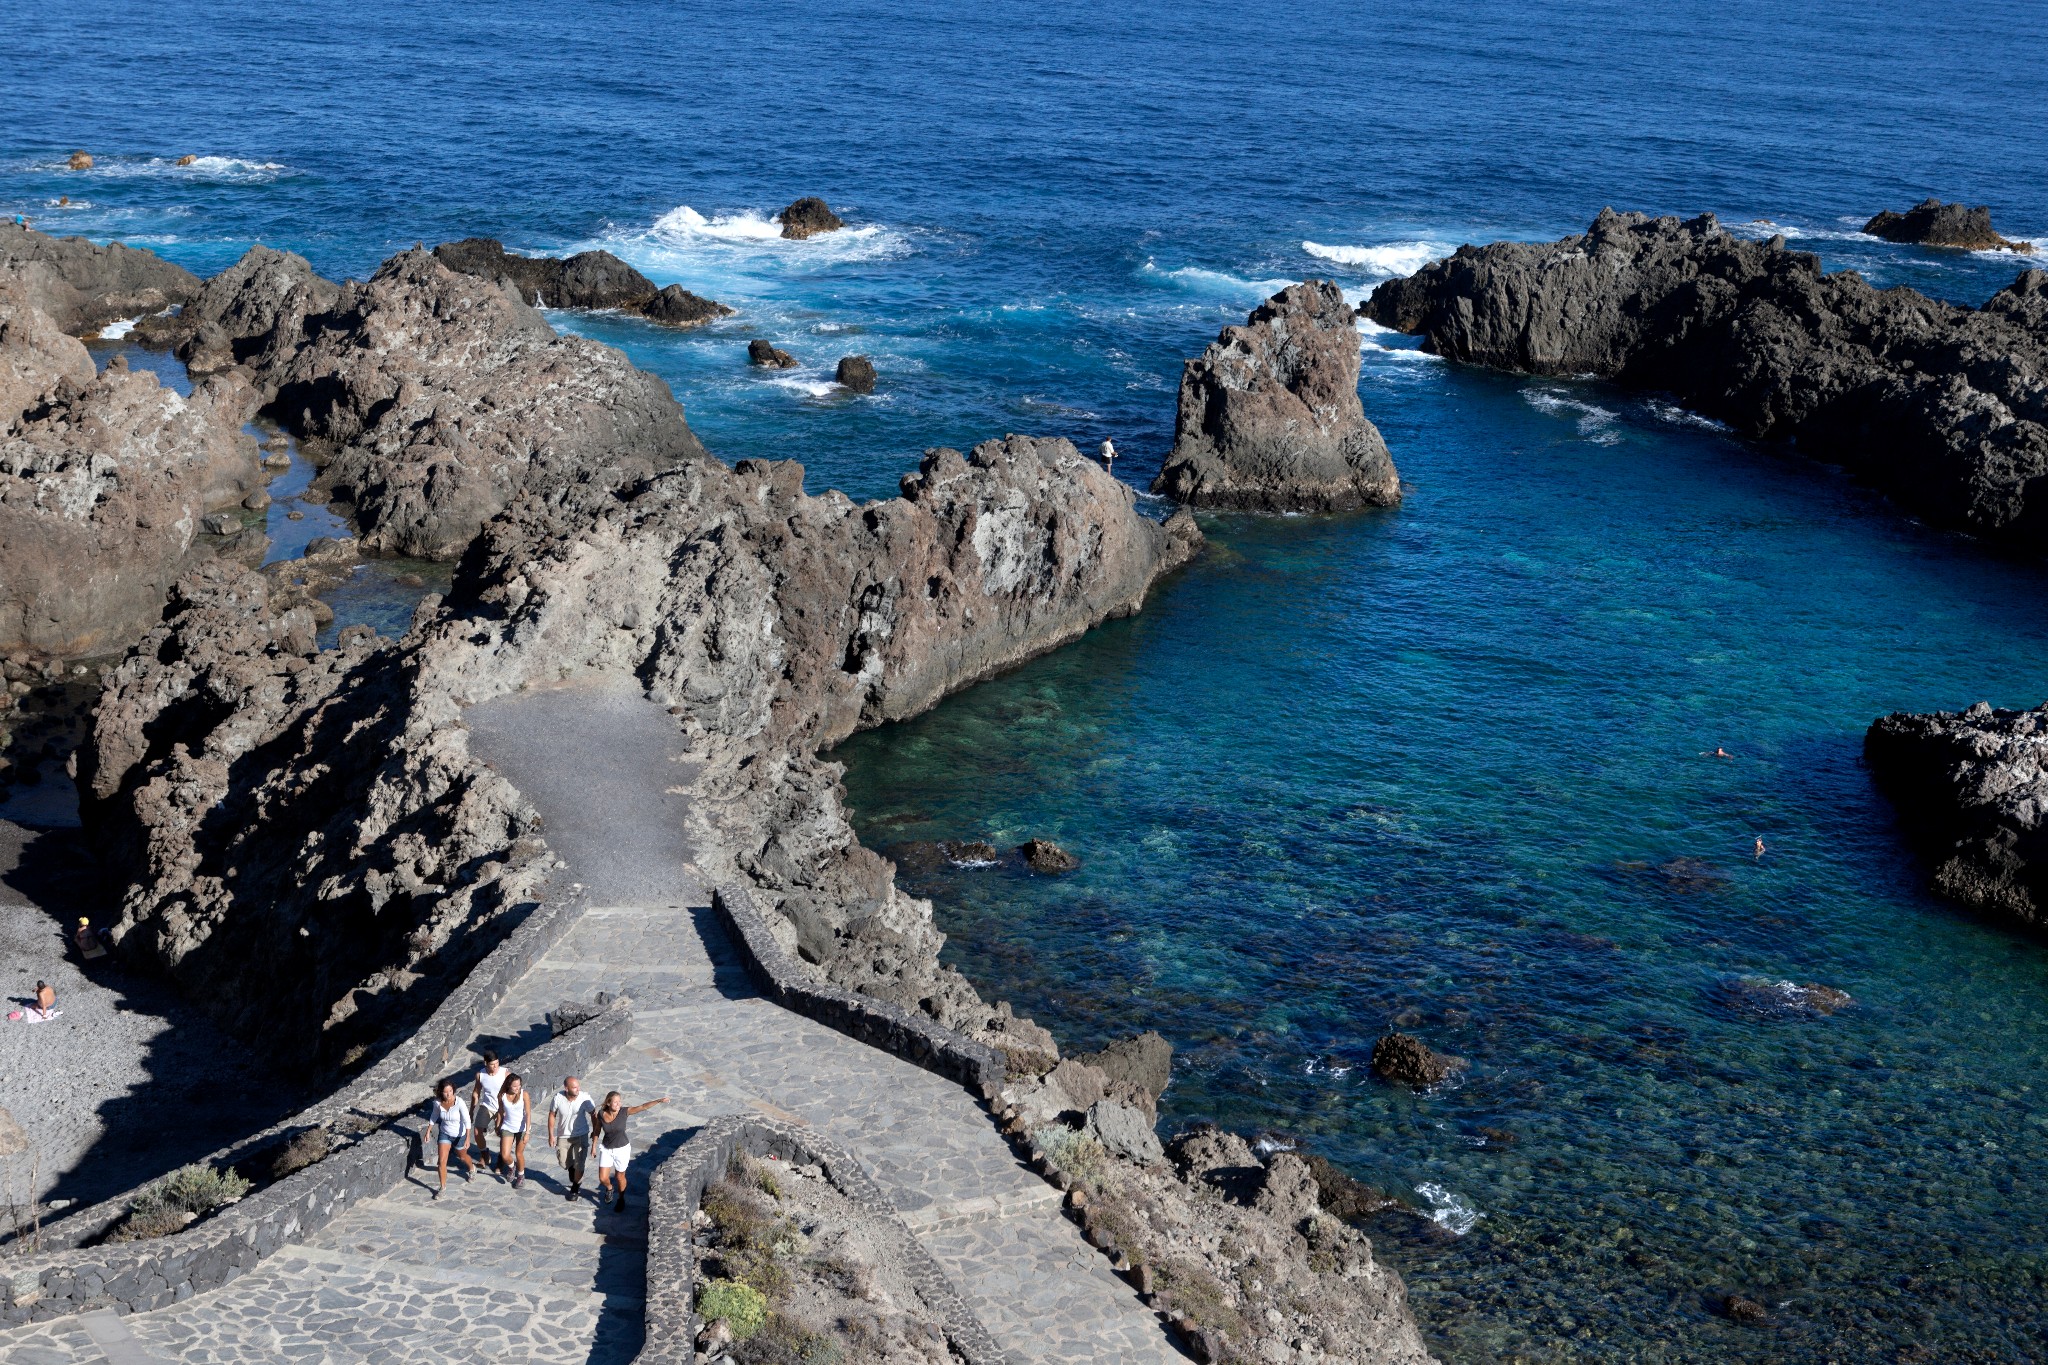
[9, 3, 2048, 1359]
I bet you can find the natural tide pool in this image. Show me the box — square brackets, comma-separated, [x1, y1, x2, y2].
[838, 366, 2048, 1362]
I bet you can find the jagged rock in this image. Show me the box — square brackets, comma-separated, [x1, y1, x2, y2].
[1086, 1099, 1165, 1165]
[778, 197, 844, 240]
[1370, 1032, 1464, 1089]
[836, 354, 876, 393]
[1071, 1030, 1172, 1105]
[176, 155, 197, 167]
[1, 314, 262, 657]
[1863, 199, 2031, 252]
[1865, 700, 2048, 936]
[264, 248, 707, 558]
[1723, 1295, 1770, 1325]
[431, 237, 651, 310]
[1367, 210, 2048, 551]
[1018, 837, 1079, 873]
[748, 338, 797, 369]
[1720, 977, 1854, 1018]
[1154, 280, 1399, 512]
[133, 244, 338, 376]
[1301, 1151, 1403, 1220]
[640, 283, 734, 328]
[0, 220, 200, 335]
[67, 151, 93, 171]
[0, 282, 94, 422]
[199, 511, 241, 536]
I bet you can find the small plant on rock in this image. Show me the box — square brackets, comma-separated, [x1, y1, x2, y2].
[1033, 1124, 1108, 1188]
[109, 1163, 251, 1242]
[698, 1277, 768, 1340]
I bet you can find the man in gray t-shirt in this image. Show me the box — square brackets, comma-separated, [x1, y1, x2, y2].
[547, 1075, 598, 1201]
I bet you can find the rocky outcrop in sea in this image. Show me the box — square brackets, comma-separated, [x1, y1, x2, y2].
[431, 238, 735, 327]
[778, 196, 844, 240]
[0, 220, 200, 334]
[1367, 210, 2048, 551]
[1865, 700, 2048, 935]
[1153, 280, 1401, 512]
[1862, 199, 2032, 252]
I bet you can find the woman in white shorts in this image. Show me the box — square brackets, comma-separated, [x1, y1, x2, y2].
[425, 1079, 475, 1200]
[495, 1073, 531, 1188]
[594, 1090, 670, 1213]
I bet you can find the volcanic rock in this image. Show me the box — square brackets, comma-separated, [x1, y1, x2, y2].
[1371, 1032, 1464, 1089]
[262, 248, 707, 558]
[1866, 700, 2048, 935]
[1862, 199, 2031, 252]
[778, 197, 844, 240]
[1301, 1151, 1403, 1220]
[175, 155, 197, 167]
[1722, 1295, 1770, 1325]
[836, 354, 876, 393]
[748, 338, 797, 369]
[1018, 837, 1080, 872]
[1, 303, 263, 657]
[1153, 280, 1400, 512]
[1720, 976, 1854, 1018]
[1366, 210, 2048, 551]
[432, 237, 655, 311]
[0, 220, 201, 335]
[133, 244, 338, 376]
[640, 283, 734, 328]
[67, 151, 92, 171]
[1086, 1099, 1165, 1165]
[1071, 1030, 1172, 1105]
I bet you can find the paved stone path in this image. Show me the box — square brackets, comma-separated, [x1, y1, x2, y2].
[0, 678, 1181, 1364]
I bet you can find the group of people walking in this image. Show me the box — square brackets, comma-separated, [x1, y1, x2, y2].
[425, 1051, 668, 1208]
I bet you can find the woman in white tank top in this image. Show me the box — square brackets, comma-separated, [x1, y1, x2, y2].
[494, 1073, 531, 1188]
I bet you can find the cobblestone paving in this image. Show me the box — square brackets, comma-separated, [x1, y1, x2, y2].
[0, 679, 1181, 1364]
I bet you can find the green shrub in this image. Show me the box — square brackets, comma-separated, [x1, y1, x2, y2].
[108, 1163, 251, 1242]
[698, 1278, 768, 1339]
[758, 1311, 843, 1365]
[1033, 1125, 1108, 1188]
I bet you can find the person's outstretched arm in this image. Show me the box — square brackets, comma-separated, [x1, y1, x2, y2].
[624, 1096, 672, 1116]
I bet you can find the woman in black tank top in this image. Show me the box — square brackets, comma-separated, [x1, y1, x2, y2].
[595, 1090, 670, 1213]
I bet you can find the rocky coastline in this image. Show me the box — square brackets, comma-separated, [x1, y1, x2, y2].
[1154, 280, 1401, 513]
[1865, 701, 2048, 936]
[1862, 199, 2032, 253]
[1366, 209, 2048, 551]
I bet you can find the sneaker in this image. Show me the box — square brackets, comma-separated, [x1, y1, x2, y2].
[513, 1173, 524, 1189]
[432, 1188, 442, 1202]
[564, 1187, 575, 1202]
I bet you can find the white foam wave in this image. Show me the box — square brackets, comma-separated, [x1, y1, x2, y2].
[583, 205, 908, 285]
[1416, 1183, 1484, 1236]
[96, 317, 140, 340]
[1524, 387, 1622, 444]
[1251, 1136, 1298, 1156]
[34, 155, 290, 184]
[767, 374, 841, 399]
[1357, 318, 1444, 362]
[1646, 399, 1729, 432]
[652, 205, 787, 243]
[1302, 239, 1448, 277]
[1140, 259, 1293, 299]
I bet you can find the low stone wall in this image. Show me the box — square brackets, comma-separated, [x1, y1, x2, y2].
[0, 907, 632, 1327]
[714, 882, 1005, 1099]
[15, 879, 592, 1254]
[638, 1113, 1009, 1365]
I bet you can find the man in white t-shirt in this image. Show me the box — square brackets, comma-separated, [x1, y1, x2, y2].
[471, 1051, 508, 1172]
[547, 1075, 599, 1201]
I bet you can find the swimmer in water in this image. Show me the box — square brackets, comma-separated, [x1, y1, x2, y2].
[1702, 746, 1732, 758]
[1754, 837, 1767, 859]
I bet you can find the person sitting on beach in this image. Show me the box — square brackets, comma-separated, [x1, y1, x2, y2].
[74, 918, 108, 961]
[425, 1079, 475, 1199]
[10, 981, 60, 1023]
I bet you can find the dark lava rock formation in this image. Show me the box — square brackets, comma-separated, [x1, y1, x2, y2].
[748, 338, 797, 369]
[1018, 837, 1080, 873]
[1863, 199, 2032, 252]
[0, 282, 263, 659]
[434, 238, 734, 327]
[1153, 280, 1400, 512]
[1371, 1032, 1464, 1089]
[0, 221, 200, 335]
[1367, 209, 2048, 551]
[778, 196, 844, 240]
[1866, 701, 2048, 936]
[134, 244, 340, 376]
[836, 354, 876, 393]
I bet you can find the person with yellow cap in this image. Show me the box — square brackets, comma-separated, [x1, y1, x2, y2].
[74, 917, 108, 961]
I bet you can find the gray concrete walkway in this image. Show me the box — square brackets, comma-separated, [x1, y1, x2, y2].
[0, 678, 1181, 1364]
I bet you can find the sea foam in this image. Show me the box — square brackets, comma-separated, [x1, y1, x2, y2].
[1302, 240, 1448, 276]
[1524, 387, 1621, 444]
[1416, 1182, 1484, 1236]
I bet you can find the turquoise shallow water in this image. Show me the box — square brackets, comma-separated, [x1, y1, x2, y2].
[9, 1, 2048, 1357]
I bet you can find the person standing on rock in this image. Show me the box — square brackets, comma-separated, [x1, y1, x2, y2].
[425, 1079, 476, 1200]
[495, 1072, 531, 1188]
[548, 1075, 598, 1201]
[1099, 438, 1117, 473]
[470, 1050, 508, 1171]
[593, 1090, 670, 1213]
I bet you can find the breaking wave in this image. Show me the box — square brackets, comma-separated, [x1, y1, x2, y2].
[28, 155, 291, 184]
[1302, 239, 1448, 277]
[1139, 258, 1294, 300]
[1416, 1182, 1484, 1236]
[1524, 387, 1622, 444]
[579, 204, 909, 284]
